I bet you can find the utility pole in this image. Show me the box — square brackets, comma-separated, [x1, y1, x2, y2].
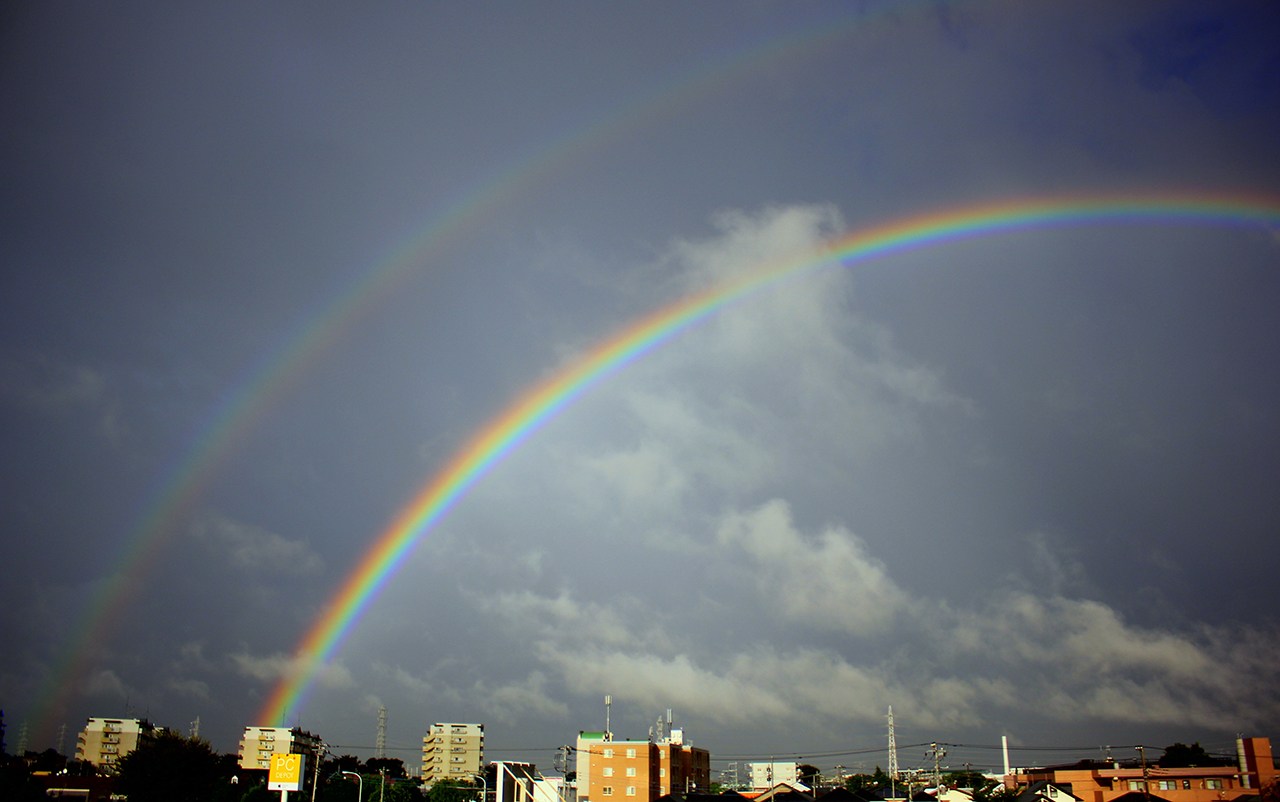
[1136, 746, 1150, 802]
[928, 743, 947, 796]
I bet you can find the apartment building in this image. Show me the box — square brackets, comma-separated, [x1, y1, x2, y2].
[576, 726, 710, 802]
[1013, 737, 1275, 802]
[237, 726, 323, 771]
[656, 728, 711, 796]
[74, 717, 159, 770]
[422, 722, 485, 784]
[751, 762, 800, 790]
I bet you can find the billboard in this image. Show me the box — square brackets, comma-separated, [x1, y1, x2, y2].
[269, 753, 306, 792]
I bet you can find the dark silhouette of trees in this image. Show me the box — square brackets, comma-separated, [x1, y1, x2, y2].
[368, 756, 408, 779]
[115, 731, 223, 802]
[1157, 743, 1228, 768]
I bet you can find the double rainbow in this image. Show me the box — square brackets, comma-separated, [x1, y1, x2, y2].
[258, 191, 1280, 724]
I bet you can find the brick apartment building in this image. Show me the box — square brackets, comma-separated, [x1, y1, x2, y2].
[1012, 737, 1275, 802]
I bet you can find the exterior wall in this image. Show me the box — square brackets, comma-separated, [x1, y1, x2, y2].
[75, 718, 153, 770]
[1016, 740, 1276, 802]
[422, 722, 485, 784]
[237, 726, 322, 771]
[751, 762, 799, 789]
[576, 735, 658, 802]
[656, 743, 711, 796]
[496, 761, 541, 802]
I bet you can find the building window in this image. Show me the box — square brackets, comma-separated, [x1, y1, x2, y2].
[1182, 781, 1191, 790]
[602, 788, 613, 796]
[660, 769, 666, 778]
[626, 768, 636, 778]
[627, 788, 636, 796]
[604, 768, 614, 777]
[1205, 780, 1223, 790]
[1128, 781, 1143, 791]
[604, 749, 614, 758]
[626, 749, 637, 758]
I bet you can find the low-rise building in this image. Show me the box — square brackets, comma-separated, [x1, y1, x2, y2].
[1012, 737, 1275, 802]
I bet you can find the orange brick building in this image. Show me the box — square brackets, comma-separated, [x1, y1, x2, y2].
[1013, 737, 1275, 802]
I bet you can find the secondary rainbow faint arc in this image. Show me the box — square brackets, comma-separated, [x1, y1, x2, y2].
[27, 4, 914, 742]
[259, 191, 1280, 725]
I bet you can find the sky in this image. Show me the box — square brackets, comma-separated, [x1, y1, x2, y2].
[3, 0, 1280, 780]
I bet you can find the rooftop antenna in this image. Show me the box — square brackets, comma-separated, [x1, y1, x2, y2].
[604, 695, 613, 741]
[376, 706, 387, 759]
[57, 723, 67, 755]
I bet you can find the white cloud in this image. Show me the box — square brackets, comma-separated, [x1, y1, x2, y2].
[167, 678, 211, 700]
[716, 499, 912, 634]
[82, 669, 129, 700]
[230, 650, 354, 689]
[192, 512, 323, 575]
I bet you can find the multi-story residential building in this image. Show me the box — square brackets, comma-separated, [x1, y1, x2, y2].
[576, 724, 710, 802]
[751, 762, 799, 790]
[577, 732, 655, 802]
[1012, 737, 1275, 802]
[422, 722, 485, 784]
[237, 726, 323, 771]
[74, 717, 160, 770]
[656, 728, 710, 797]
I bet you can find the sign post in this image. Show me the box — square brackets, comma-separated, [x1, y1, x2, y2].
[269, 752, 306, 802]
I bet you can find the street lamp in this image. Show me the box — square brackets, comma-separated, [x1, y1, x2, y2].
[342, 770, 364, 802]
[471, 771, 488, 802]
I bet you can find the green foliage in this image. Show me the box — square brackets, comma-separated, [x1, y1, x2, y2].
[425, 778, 482, 802]
[115, 731, 224, 802]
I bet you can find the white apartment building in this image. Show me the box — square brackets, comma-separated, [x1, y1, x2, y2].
[237, 726, 323, 771]
[751, 761, 799, 790]
[75, 717, 159, 770]
[422, 722, 485, 784]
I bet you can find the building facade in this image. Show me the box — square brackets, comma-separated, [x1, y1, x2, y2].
[422, 722, 485, 784]
[237, 726, 323, 771]
[1012, 737, 1275, 802]
[75, 717, 159, 770]
[656, 728, 711, 796]
[751, 762, 800, 790]
[576, 727, 710, 802]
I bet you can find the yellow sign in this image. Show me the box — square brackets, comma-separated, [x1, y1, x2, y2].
[268, 752, 305, 792]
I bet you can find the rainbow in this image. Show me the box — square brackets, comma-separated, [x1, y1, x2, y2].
[258, 191, 1280, 724]
[26, 5, 908, 742]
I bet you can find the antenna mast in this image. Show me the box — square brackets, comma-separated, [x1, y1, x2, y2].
[887, 707, 899, 799]
[376, 706, 388, 759]
[604, 695, 613, 741]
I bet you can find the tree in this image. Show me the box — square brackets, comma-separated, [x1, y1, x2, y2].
[368, 757, 408, 779]
[1158, 743, 1226, 768]
[115, 731, 222, 802]
[845, 773, 880, 796]
[425, 778, 481, 802]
